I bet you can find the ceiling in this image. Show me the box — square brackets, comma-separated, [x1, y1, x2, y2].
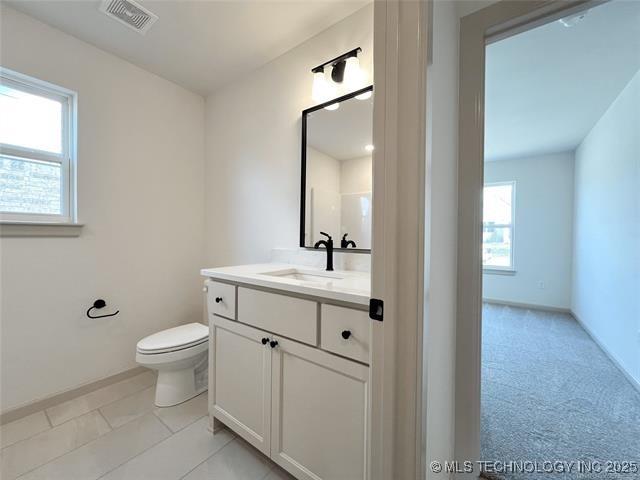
[485, 0, 640, 162]
[307, 93, 373, 160]
[5, 0, 368, 96]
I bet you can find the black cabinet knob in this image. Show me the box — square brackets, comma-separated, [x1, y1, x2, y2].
[215, 297, 223, 303]
[270, 340, 279, 349]
[261, 338, 269, 345]
[341, 330, 352, 340]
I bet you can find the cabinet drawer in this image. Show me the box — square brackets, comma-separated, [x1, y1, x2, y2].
[238, 288, 317, 346]
[206, 280, 236, 319]
[320, 304, 370, 364]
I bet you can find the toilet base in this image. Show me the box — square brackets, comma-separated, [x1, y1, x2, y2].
[155, 368, 207, 407]
[154, 353, 208, 407]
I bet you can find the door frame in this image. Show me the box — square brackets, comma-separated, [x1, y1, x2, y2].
[455, 1, 607, 477]
[371, 0, 430, 479]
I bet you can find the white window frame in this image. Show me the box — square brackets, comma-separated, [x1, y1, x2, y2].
[0, 67, 77, 224]
[482, 180, 516, 273]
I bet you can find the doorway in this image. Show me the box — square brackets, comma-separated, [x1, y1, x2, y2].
[457, 1, 640, 478]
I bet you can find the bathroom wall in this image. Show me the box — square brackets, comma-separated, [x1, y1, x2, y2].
[0, 6, 206, 413]
[340, 156, 372, 248]
[340, 155, 372, 193]
[483, 152, 575, 309]
[204, 4, 373, 267]
[305, 147, 341, 245]
[572, 70, 640, 387]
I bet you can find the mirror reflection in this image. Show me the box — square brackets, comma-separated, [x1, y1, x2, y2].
[301, 86, 373, 250]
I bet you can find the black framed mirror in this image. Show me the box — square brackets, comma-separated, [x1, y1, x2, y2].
[300, 85, 373, 252]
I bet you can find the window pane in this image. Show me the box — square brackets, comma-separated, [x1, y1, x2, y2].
[0, 83, 63, 154]
[0, 156, 62, 214]
[483, 226, 512, 267]
[483, 184, 512, 225]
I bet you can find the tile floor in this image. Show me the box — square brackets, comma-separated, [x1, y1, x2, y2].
[0, 371, 294, 480]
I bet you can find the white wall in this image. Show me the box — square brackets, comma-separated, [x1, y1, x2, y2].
[305, 147, 341, 245]
[204, 5, 373, 267]
[340, 155, 372, 248]
[424, 0, 459, 477]
[455, 0, 500, 19]
[572, 70, 640, 386]
[483, 152, 575, 309]
[340, 155, 372, 193]
[0, 6, 206, 413]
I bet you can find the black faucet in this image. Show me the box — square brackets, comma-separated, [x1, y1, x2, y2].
[314, 232, 334, 271]
[341, 233, 357, 249]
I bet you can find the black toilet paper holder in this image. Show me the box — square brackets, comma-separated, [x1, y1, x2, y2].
[86, 299, 119, 319]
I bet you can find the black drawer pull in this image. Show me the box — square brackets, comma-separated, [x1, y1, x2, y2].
[270, 340, 279, 349]
[261, 337, 269, 345]
[215, 297, 223, 303]
[341, 330, 352, 340]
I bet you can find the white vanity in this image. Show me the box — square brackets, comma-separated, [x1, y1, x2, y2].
[201, 263, 371, 480]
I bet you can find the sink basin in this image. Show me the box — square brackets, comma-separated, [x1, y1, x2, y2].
[259, 268, 345, 284]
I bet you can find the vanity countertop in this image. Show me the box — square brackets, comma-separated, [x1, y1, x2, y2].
[200, 263, 370, 306]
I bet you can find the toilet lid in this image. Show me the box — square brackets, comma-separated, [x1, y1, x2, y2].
[137, 323, 209, 353]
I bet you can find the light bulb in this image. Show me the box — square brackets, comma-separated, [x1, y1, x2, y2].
[356, 91, 372, 100]
[365, 144, 374, 152]
[324, 103, 340, 111]
[344, 56, 364, 91]
[312, 70, 331, 103]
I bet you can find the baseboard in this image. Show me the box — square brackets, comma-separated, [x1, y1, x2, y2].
[483, 298, 571, 313]
[0, 366, 148, 425]
[570, 310, 640, 395]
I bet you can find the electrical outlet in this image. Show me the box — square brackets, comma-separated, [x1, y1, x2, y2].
[537, 281, 545, 289]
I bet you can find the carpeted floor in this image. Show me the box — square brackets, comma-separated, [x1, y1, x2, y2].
[481, 303, 640, 480]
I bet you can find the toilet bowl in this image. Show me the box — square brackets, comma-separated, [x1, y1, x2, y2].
[136, 323, 209, 407]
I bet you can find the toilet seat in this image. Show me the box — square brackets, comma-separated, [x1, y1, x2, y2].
[137, 323, 208, 355]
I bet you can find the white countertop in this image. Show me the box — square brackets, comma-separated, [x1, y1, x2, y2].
[200, 263, 371, 306]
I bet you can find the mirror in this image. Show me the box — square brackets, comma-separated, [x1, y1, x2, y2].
[300, 86, 373, 251]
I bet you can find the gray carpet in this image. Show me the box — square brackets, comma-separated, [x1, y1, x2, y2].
[481, 303, 640, 480]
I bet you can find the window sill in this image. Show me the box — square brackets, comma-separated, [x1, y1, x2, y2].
[0, 222, 84, 237]
[483, 268, 516, 276]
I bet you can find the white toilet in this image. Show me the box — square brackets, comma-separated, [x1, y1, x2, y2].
[136, 323, 209, 407]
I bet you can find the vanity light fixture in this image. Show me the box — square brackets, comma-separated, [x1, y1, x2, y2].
[365, 144, 374, 152]
[344, 55, 364, 90]
[311, 47, 363, 102]
[312, 68, 333, 103]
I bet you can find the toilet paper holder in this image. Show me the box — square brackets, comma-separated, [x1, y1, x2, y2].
[86, 299, 120, 319]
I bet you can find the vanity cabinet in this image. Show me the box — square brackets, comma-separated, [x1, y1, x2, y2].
[206, 280, 370, 480]
[206, 280, 236, 319]
[211, 318, 271, 455]
[238, 287, 318, 345]
[270, 335, 368, 480]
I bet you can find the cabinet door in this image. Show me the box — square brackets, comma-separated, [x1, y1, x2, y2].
[212, 316, 271, 455]
[270, 336, 369, 480]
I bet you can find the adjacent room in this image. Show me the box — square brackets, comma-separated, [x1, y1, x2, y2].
[481, 1, 640, 477]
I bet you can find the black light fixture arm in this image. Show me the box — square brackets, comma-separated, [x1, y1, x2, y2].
[311, 47, 361, 74]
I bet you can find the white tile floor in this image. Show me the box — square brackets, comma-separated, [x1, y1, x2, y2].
[0, 371, 294, 480]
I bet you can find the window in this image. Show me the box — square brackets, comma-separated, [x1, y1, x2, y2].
[0, 69, 76, 223]
[483, 182, 515, 270]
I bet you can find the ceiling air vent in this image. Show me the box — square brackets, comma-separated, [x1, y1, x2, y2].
[99, 0, 158, 35]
